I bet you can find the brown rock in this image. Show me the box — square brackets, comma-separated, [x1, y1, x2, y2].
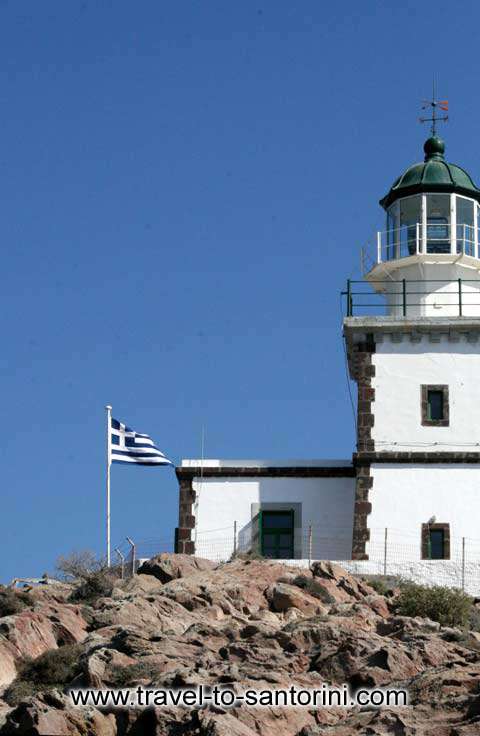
[1, 555, 479, 735]
[1, 693, 116, 736]
[0, 605, 87, 688]
[138, 552, 216, 583]
[267, 583, 325, 615]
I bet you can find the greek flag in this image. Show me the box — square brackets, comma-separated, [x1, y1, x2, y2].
[110, 418, 172, 466]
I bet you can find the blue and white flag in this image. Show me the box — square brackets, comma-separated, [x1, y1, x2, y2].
[110, 418, 172, 466]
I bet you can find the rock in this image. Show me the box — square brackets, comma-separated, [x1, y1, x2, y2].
[0, 705, 11, 734]
[0, 605, 87, 688]
[363, 594, 390, 618]
[84, 647, 135, 688]
[88, 591, 197, 635]
[138, 552, 216, 583]
[311, 561, 377, 602]
[122, 572, 170, 595]
[1, 554, 479, 735]
[267, 583, 325, 615]
[1, 693, 117, 735]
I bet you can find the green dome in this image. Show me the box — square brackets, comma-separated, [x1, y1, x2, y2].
[380, 136, 480, 209]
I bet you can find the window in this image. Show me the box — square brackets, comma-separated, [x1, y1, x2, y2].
[260, 510, 294, 559]
[421, 385, 449, 426]
[426, 194, 451, 253]
[421, 523, 450, 560]
[456, 196, 475, 255]
[427, 390, 444, 421]
[399, 195, 422, 256]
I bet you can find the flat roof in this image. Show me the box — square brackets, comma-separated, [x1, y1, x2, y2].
[180, 459, 352, 468]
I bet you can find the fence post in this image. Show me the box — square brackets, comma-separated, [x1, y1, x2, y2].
[233, 520, 237, 557]
[402, 279, 407, 317]
[115, 548, 125, 580]
[383, 528, 388, 576]
[346, 279, 352, 317]
[126, 537, 136, 576]
[458, 278, 463, 317]
[462, 537, 465, 592]
[308, 525, 312, 568]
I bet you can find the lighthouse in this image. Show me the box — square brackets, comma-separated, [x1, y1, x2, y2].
[344, 101, 480, 580]
[175, 98, 480, 593]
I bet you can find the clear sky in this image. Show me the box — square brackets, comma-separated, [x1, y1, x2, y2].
[2, 0, 480, 582]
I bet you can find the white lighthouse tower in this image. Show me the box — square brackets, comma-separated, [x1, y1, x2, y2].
[344, 101, 480, 584]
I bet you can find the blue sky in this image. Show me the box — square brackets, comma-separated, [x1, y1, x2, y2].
[2, 0, 480, 582]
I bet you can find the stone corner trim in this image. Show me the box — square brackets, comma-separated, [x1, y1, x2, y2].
[351, 462, 372, 560]
[351, 333, 376, 560]
[175, 469, 196, 555]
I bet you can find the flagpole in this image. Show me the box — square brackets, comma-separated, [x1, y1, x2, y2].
[105, 405, 112, 567]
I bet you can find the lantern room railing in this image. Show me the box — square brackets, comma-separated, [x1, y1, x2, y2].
[342, 278, 480, 317]
[372, 222, 478, 264]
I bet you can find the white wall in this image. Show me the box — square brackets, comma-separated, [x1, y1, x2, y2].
[367, 463, 480, 559]
[383, 262, 480, 318]
[192, 474, 356, 561]
[372, 336, 480, 451]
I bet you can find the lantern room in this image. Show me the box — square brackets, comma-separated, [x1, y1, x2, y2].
[379, 136, 480, 261]
[363, 135, 480, 318]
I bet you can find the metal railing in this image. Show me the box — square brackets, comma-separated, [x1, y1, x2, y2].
[342, 278, 480, 317]
[369, 222, 478, 265]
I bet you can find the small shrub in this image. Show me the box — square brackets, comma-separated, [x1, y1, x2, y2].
[469, 605, 480, 632]
[69, 570, 117, 603]
[56, 550, 118, 603]
[365, 578, 389, 596]
[56, 550, 105, 581]
[0, 586, 33, 617]
[109, 661, 161, 687]
[4, 644, 83, 706]
[359, 575, 403, 597]
[293, 575, 336, 605]
[3, 680, 37, 705]
[395, 582, 472, 628]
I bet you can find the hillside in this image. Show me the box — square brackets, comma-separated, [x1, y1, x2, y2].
[1, 555, 480, 735]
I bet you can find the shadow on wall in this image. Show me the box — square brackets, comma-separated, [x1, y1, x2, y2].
[238, 494, 354, 561]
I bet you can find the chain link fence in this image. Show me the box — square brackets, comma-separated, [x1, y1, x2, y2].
[113, 524, 480, 595]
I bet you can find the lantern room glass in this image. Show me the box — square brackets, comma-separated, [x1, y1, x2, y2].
[456, 197, 475, 255]
[426, 194, 450, 254]
[399, 196, 421, 256]
[384, 194, 480, 261]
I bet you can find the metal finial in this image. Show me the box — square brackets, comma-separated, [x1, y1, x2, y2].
[419, 80, 448, 136]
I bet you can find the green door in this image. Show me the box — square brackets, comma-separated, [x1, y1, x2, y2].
[260, 510, 294, 559]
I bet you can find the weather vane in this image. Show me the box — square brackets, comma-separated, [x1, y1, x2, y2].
[419, 80, 448, 136]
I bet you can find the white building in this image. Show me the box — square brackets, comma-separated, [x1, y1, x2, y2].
[175, 128, 480, 591]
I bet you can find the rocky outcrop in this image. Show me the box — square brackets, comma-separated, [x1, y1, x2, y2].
[0, 602, 87, 688]
[137, 553, 216, 583]
[1, 556, 480, 735]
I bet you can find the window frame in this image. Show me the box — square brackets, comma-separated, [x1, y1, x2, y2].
[421, 384, 449, 427]
[421, 523, 450, 560]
